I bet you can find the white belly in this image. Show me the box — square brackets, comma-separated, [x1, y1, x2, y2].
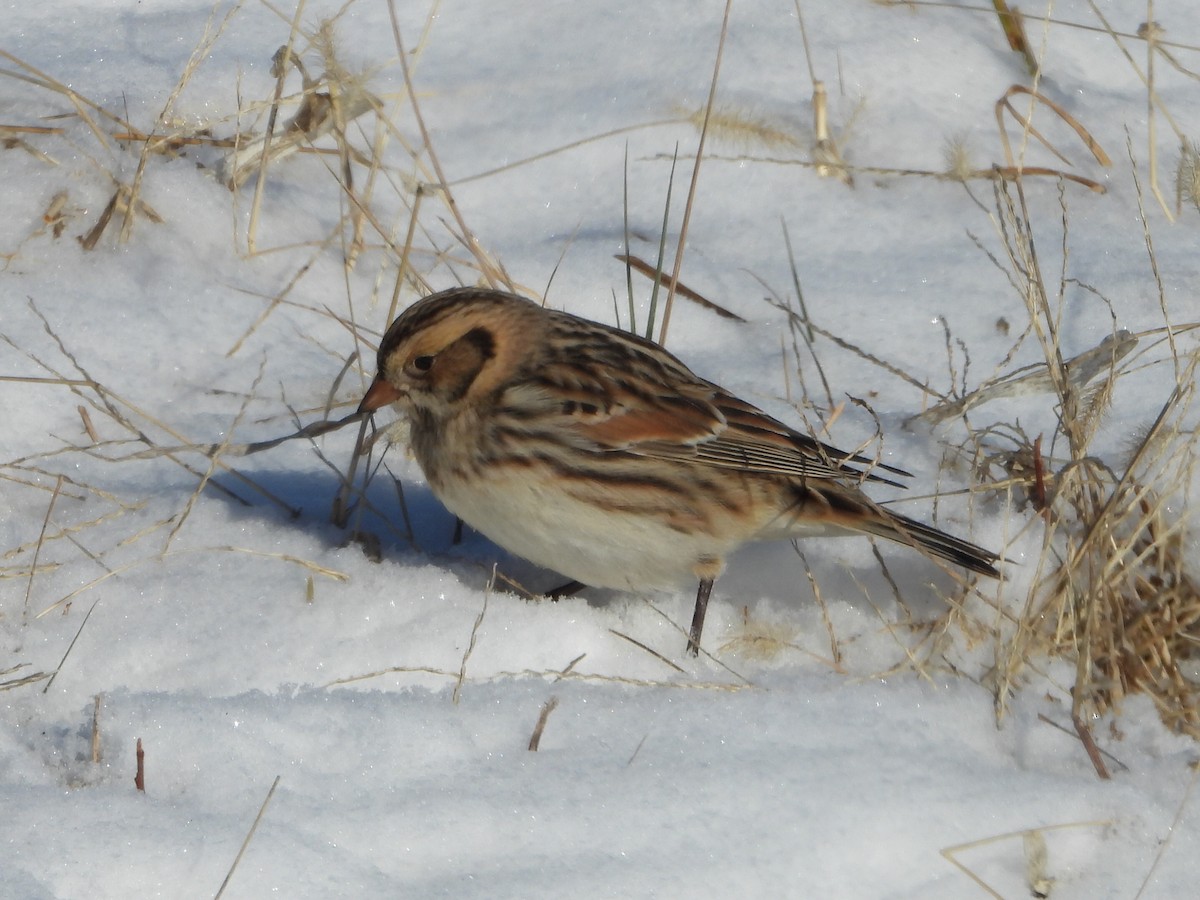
[432, 472, 732, 591]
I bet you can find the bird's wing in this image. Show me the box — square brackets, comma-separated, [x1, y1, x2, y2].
[554, 374, 907, 486]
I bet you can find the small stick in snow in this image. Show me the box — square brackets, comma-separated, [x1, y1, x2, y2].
[527, 697, 560, 752]
[91, 694, 102, 764]
[1071, 714, 1111, 780]
[77, 404, 98, 442]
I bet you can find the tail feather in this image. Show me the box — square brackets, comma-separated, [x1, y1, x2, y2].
[778, 483, 1002, 578]
[860, 509, 1000, 578]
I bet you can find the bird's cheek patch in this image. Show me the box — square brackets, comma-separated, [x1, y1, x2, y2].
[430, 327, 495, 402]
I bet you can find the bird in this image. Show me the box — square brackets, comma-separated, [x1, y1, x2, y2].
[357, 287, 1000, 656]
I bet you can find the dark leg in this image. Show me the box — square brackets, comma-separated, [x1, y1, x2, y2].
[687, 579, 714, 657]
[546, 580, 585, 601]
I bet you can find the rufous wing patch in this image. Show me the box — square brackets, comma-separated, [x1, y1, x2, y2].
[578, 398, 723, 447]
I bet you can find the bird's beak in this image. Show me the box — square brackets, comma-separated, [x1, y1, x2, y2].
[358, 377, 403, 414]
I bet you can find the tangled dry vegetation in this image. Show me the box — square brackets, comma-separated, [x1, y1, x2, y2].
[968, 180, 1200, 749]
[3, 1, 1200, 760]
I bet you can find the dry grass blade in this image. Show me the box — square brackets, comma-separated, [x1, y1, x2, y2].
[23, 474, 62, 622]
[948, 165, 1200, 743]
[809, 80, 854, 186]
[41, 598, 103, 694]
[206, 410, 363, 458]
[213, 775, 282, 900]
[941, 821, 1111, 899]
[120, 0, 244, 245]
[1071, 713, 1110, 779]
[163, 360, 266, 553]
[222, 39, 380, 190]
[639, 598, 754, 685]
[1024, 345, 1200, 737]
[324, 665, 459, 687]
[1133, 761, 1200, 899]
[77, 185, 164, 251]
[1035, 713, 1128, 771]
[0, 666, 52, 692]
[767, 298, 937, 396]
[453, 567, 492, 705]
[991, 0, 1039, 76]
[995, 84, 1112, 173]
[685, 149, 1108, 190]
[0, 124, 66, 138]
[386, 0, 510, 290]
[0, 48, 126, 147]
[112, 129, 236, 151]
[1083, 0, 1187, 218]
[448, 117, 685, 188]
[609, 629, 686, 674]
[794, 0, 853, 185]
[1127, 133, 1179, 377]
[656, 0, 733, 346]
[245, 0, 308, 254]
[175, 546, 349, 582]
[614, 254, 745, 322]
[327, 664, 749, 692]
[11, 303, 272, 509]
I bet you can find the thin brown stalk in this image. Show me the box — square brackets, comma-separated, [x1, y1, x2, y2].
[0, 49, 121, 147]
[453, 567, 492, 705]
[91, 694, 102, 763]
[121, 0, 246, 244]
[23, 474, 63, 622]
[385, 0, 508, 290]
[527, 696, 560, 751]
[248, 0, 308, 254]
[213, 775, 282, 899]
[615, 254, 745, 322]
[41, 598, 103, 694]
[163, 361, 265, 553]
[1133, 762, 1200, 899]
[657, 0, 733, 346]
[1084, 0, 1186, 218]
[609, 629, 686, 674]
[1071, 714, 1111, 780]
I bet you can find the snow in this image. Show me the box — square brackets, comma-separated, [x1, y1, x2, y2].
[3, 0, 1200, 897]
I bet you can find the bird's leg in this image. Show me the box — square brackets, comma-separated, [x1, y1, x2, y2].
[546, 580, 585, 601]
[687, 578, 714, 656]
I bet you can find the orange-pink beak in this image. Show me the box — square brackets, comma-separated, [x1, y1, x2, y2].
[358, 377, 402, 414]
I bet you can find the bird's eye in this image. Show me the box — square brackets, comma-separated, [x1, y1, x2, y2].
[411, 355, 435, 373]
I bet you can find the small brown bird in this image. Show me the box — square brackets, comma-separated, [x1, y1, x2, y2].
[358, 288, 999, 655]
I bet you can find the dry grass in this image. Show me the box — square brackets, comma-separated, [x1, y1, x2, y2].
[0, 1, 492, 681]
[943, 172, 1200, 741]
[732, 3, 1200, 749]
[2, 1, 1198, 744]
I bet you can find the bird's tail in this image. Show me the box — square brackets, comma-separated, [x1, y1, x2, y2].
[857, 508, 1000, 578]
[779, 484, 1001, 578]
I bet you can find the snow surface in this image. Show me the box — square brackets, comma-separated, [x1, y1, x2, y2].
[3, 1, 1200, 897]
